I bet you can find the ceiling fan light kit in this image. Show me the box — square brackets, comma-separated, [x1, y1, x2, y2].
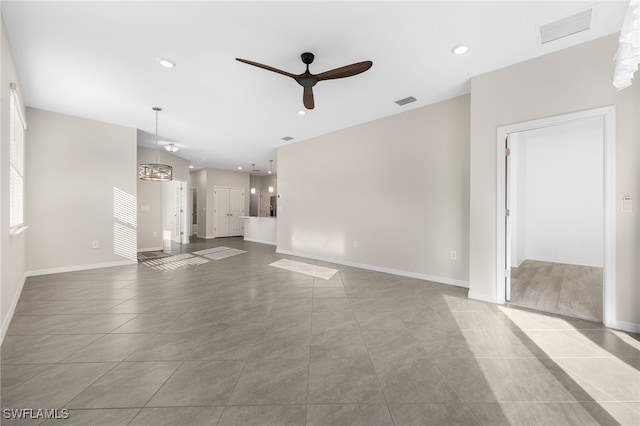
[236, 52, 373, 109]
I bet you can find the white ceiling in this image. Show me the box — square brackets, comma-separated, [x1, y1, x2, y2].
[1, 1, 628, 175]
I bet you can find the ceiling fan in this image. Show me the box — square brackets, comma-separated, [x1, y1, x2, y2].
[236, 52, 373, 110]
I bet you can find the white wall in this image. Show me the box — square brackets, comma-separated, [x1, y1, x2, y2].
[25, 108, 138, 274]
[0, 15, 27, 342]
[277, 95, 470, 286]
[520, 118, 604, 267]
[470, 34, 639, 327]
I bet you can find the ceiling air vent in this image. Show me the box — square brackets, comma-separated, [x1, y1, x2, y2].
[281, 136, 294, 141]
[395, 96, 417, 106]
[539, 8, 592, 44]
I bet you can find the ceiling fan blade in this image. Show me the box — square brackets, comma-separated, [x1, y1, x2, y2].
[303, 86, 315, 109]
[235, 58, 297, 79]
[314, 61, 373, 81]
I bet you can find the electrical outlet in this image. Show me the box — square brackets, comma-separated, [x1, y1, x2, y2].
[92, 240, 99, 249]
[153, 231, 158, 237]
[450, 250, 457, 260]
[353, 240, 358, 249]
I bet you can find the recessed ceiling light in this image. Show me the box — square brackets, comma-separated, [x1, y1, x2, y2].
[451, 44, 469, 55]
[189, 165, 194, 169]
[281, 136, 294, 141]
[157, 58, 176, 68]
[297, 110, 306, 115]
[237, 166, 243, 170]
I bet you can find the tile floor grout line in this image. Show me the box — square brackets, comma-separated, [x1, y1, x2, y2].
[348, 291, 397, 426]
[4, 237, 638, 425]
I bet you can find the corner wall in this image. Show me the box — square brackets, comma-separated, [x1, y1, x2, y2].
[277, 95, 470, 285]
[0, 14, 26, 342]
[25, 108, 138, 274]
[469, 34, 639, 329]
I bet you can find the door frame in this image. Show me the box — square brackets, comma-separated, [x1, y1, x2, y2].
[495, 106, 616, 327]
[191, 187, 198, 236]
[213, 186, 245, 238]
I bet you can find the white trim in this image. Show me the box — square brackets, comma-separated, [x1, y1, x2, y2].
[26, 259, 137, 277]
[137, 246, 164, 253]
[468, 290, 500, 304]
[0, 273, 27, 345]
[244, 238, 277, 246]
[276, 249, 470, 288]
[607, 320, 640, 334]
[522, 255, 603, 268]
[496, 106, 616, 326]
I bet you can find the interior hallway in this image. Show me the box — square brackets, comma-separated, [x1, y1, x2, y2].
[1, 239, 638, 425]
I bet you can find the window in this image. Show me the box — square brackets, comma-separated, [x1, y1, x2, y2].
[9, 84, 26, 230]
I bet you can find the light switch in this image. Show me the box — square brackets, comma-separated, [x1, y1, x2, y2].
[622, 196, 632, 212]
[141, 205, 150, 211]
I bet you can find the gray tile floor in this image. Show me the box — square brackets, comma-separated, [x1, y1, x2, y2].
[510, 260, 603, 322]
[2, 238, 639, 425]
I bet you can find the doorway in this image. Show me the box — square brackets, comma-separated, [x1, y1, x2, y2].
[507, 118, 604, 321]
[162, 180, 189, 246]
[496, 106, 616, 326]
[213, 186, 245, 238]
[191, 187, 198, 236]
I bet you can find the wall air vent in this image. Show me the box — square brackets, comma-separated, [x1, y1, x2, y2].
[539, 8, 592, 44]
[281, 136, 294, 141]
[395, 96, 417, 106]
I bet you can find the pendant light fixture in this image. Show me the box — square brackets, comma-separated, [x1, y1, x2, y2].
[164, 143, 179, 153]
[268, 159, 273, 174]
[139, 107, 173, 181]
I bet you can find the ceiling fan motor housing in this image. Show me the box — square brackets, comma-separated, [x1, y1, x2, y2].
[301, 52, 315, 65]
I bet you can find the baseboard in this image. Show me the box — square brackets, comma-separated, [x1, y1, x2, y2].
[137, 246, 163, 252]
[244, 238, 276, 246]
[275, 249, 469, 289]
[523, 256, 603, 268]
[467, 290, 501, 304]
[1, 273, 27, 345]
[606, 319, 640, 334]
[26, 259, 137, 277]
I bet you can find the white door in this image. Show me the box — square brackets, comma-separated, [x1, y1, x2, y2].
[214, 187, 231, 238]
[229, 188, 245, 236]
[173, 183, 182, 243]
[504, 135, 512, 301]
